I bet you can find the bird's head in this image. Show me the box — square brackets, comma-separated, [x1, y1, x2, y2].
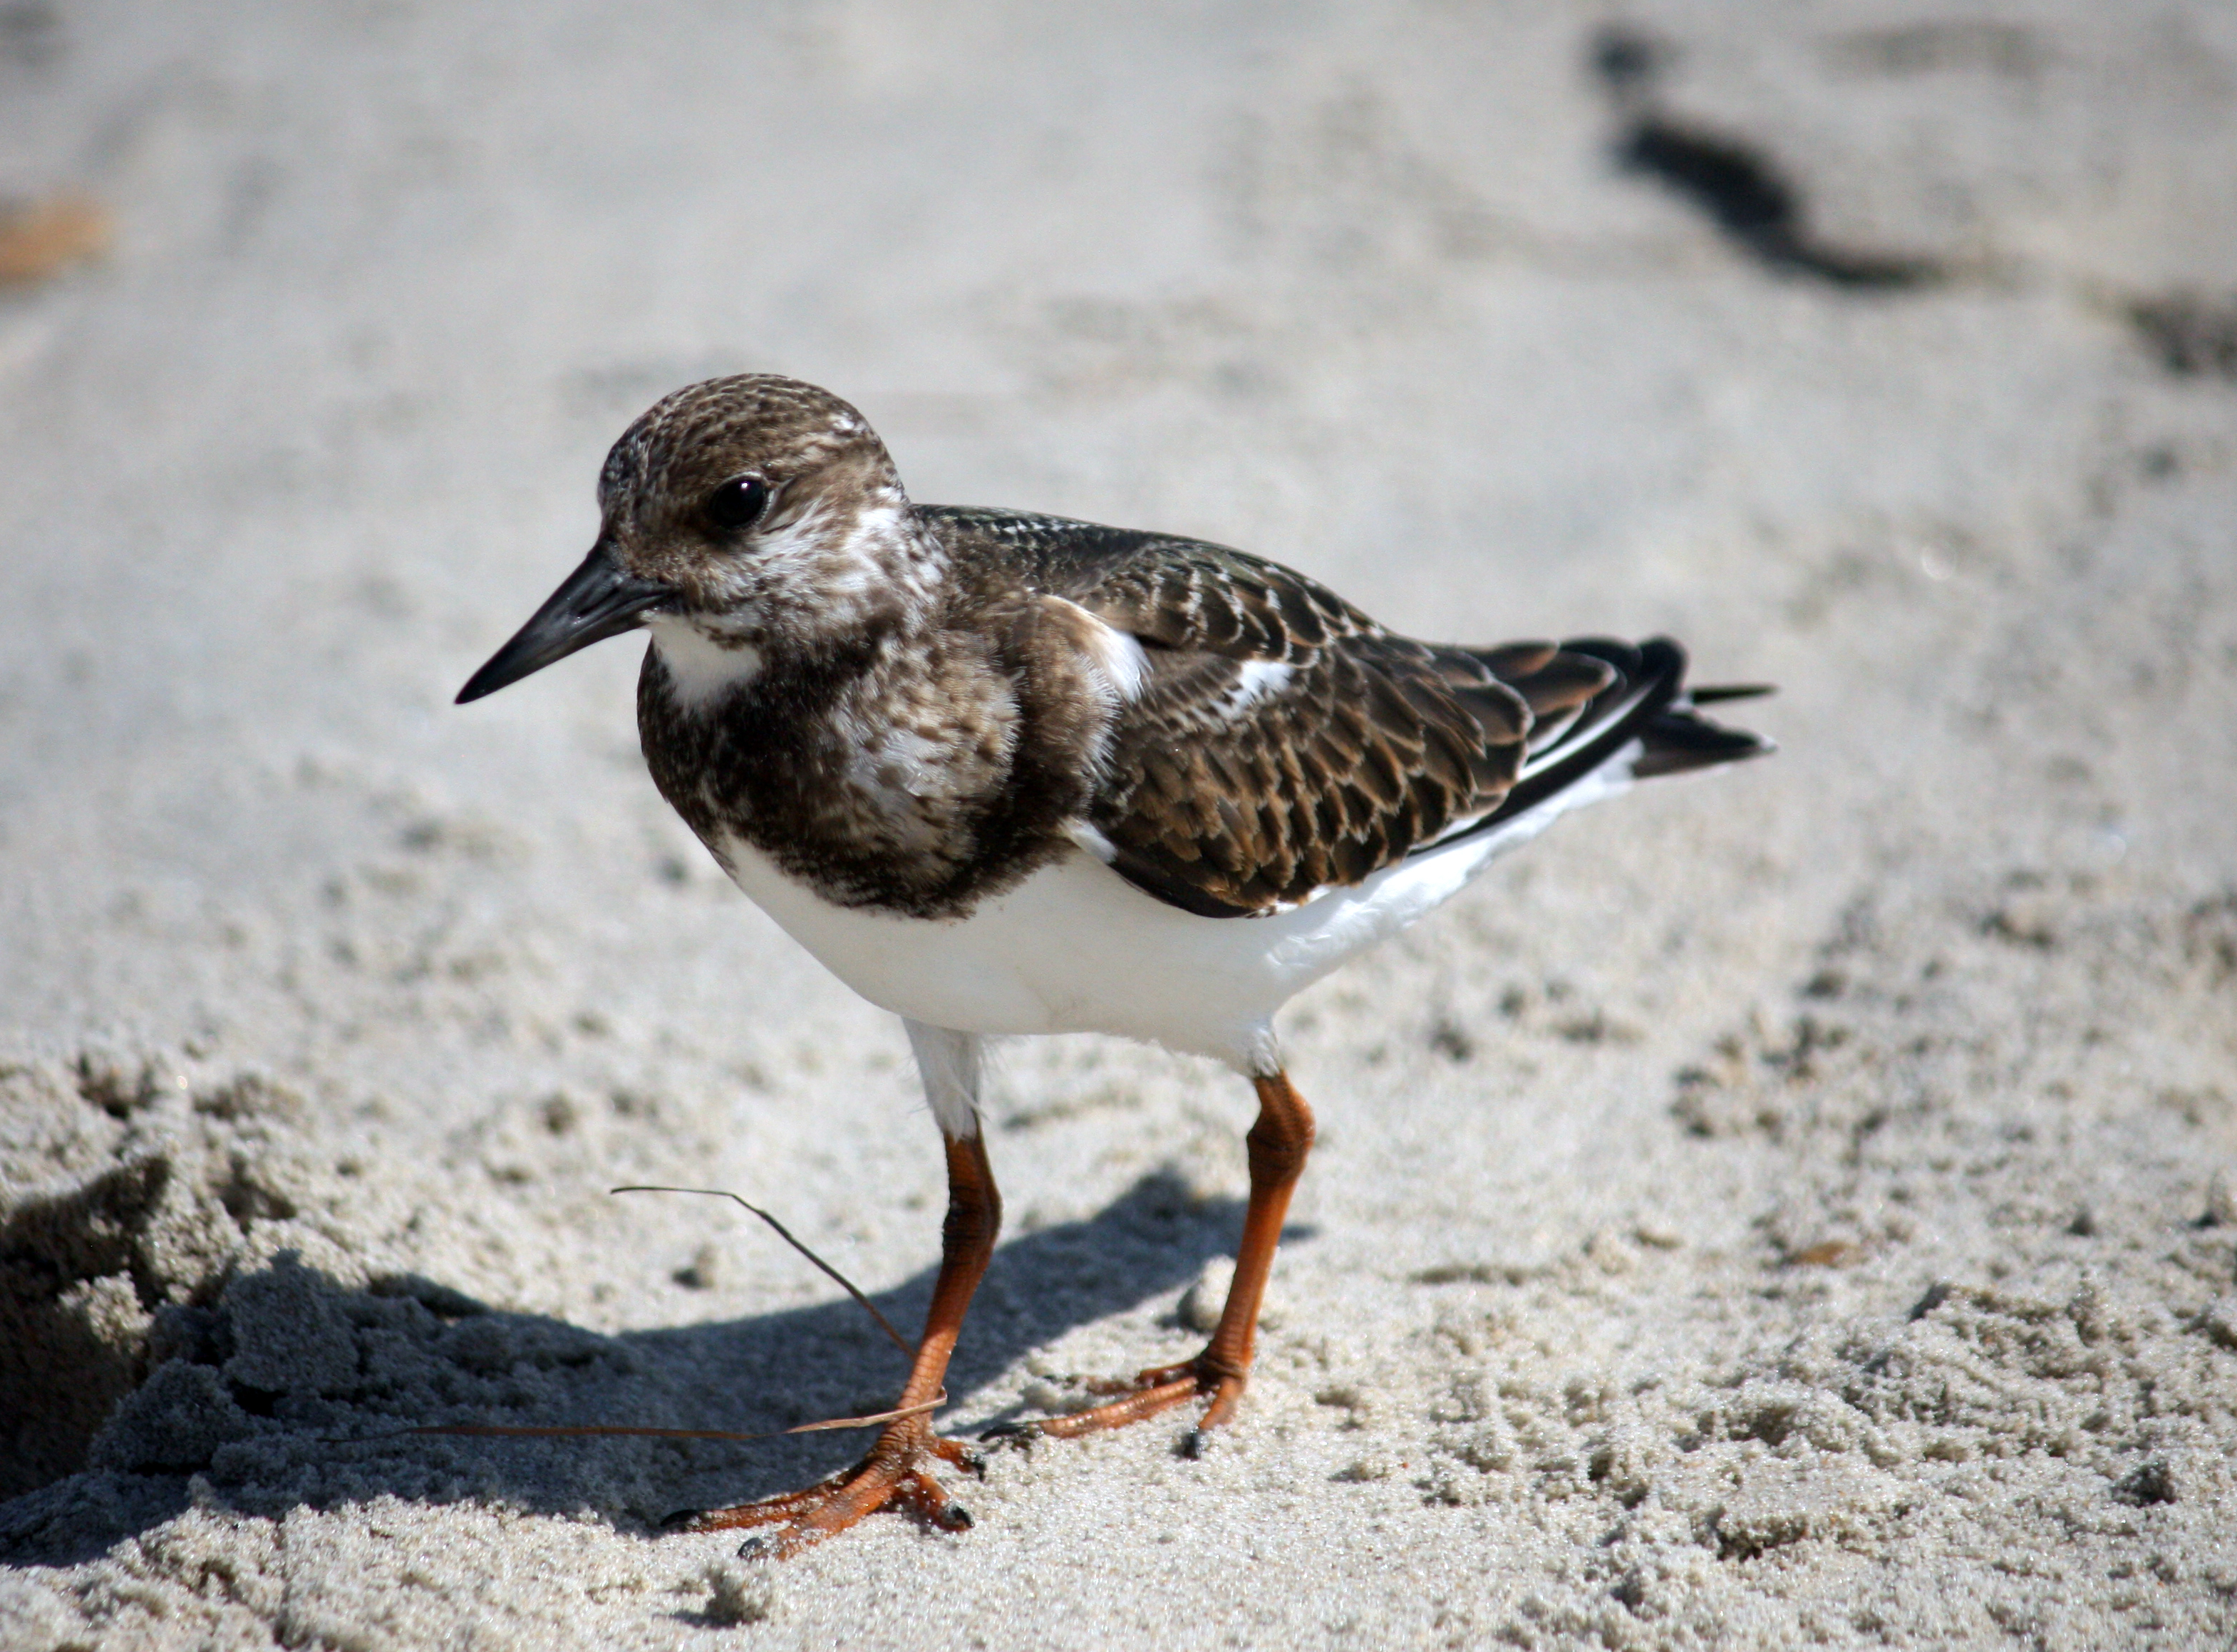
[457, 374, 937, 705]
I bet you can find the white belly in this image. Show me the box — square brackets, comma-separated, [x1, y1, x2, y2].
[709, 750, 1630, 1071]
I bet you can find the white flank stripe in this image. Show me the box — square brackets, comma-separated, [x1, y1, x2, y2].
[1083, 620, 1151, 701]
[1223, 659, 1293, 718]
[1043, 597, 1151, 703]
[1063, 818, 1118, 862]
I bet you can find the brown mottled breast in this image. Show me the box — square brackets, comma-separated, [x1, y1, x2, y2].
[636, 592, 1117, 921]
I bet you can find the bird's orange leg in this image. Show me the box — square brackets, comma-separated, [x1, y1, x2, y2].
[1032, 1070, 1314, 1450]
[668, 1131, 1001, 1558]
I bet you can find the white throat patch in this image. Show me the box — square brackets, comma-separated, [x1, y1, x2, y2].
[647, 615, 765, 710]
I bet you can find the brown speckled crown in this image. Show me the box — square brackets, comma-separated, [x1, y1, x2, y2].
[600, 374, 884, 522]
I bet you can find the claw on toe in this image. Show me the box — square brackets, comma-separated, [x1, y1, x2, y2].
[667, 1436, 980, 1559]
[929, 1435, 987, 1477]
[978, 1419, 1037, 1450]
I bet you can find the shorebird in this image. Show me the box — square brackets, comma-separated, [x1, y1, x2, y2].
[456, 374, 1770, 1556]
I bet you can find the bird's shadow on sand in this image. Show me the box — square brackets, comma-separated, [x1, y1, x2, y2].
[2, 1170, 1313, 1564]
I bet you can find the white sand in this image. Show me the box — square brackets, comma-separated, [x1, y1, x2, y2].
[4, 4, 2236, 1646]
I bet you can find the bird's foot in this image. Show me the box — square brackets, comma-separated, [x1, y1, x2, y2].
[663, 1422, 983, 1560]
[1003, 1351, 1248, 1447]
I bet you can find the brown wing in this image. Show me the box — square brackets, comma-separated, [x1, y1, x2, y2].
[1043, 531, 1616, 917]
[923, 508, 1764, 920]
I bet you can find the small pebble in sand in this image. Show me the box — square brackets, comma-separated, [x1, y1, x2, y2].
[702, 1561, 780, 1625]
[0, 193, 109, 285]
[673, 1241, 725, 1291]
[2204, 1171, 2237, 1229]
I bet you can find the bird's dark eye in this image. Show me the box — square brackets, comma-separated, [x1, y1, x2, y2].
[704, 475, 770, 532]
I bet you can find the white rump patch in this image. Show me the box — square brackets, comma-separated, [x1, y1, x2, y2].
[647, 615, 765, 710]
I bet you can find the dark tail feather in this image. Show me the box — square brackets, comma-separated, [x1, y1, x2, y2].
[1474, 637, 1770, 831]
[1688, 682, 1775, 705]
[1470, 636, 1684, 828]
[1634, 703, 1774, 778]
[1409, 636, 1771, 859]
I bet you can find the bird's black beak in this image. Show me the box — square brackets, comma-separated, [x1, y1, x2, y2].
[455, 546, 671, 704]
